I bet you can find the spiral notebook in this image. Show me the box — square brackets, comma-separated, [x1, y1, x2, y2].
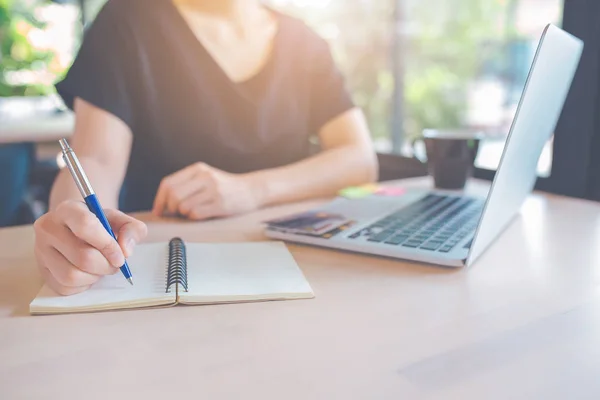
[30, 239, 314, 315]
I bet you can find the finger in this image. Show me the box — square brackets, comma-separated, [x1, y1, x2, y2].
[166, 163, 206, 186]
[41, 245, 102, 288]
[40, 266, 91, 296]
[104, 209, 148, 258]
[188, 202, 223, 221]
[46, 223, 116, 276]
[54, 202, 125, 268]
[153, 164, 206, 216]
[166, 177, 210, 215]
[178, 188, 215, 216]
[153, 180, 170, 216]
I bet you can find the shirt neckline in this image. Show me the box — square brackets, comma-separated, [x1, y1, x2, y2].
[166, 1, 283, 88]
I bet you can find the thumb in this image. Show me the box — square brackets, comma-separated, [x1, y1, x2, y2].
[105, 209, 148, 258]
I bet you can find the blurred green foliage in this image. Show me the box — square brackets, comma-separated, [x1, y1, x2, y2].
[403, 0, 509, 141]
[282, 0, 513, 143]
[0, 0, 55, 96]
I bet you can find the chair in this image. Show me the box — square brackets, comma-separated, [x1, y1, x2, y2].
[0, 143, 34, 227]
[376, 152, 428, 182]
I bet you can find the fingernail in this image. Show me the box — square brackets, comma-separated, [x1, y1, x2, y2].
[109, 251, 125, 268]
[126, 238, 136, 256]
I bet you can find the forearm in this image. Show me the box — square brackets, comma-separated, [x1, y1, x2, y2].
[249, 145, 378, 207]
[50, 157, 121, 211]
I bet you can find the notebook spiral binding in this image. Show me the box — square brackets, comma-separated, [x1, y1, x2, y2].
[166, 237, 188, 293]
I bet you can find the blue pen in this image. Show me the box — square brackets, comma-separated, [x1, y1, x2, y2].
[59, 138, 134, 285]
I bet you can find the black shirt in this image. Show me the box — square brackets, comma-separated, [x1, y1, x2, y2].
[56, 0, 355, 212]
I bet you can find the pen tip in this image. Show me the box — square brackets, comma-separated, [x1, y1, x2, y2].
[127, 278, 134, 286]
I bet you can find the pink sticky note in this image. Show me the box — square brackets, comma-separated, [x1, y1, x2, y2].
[376, 187, 406, 197]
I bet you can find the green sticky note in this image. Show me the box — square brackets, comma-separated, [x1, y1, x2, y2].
[339, 185, 377, 199]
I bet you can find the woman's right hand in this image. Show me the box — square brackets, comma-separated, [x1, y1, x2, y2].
[33, 200, 148, 296]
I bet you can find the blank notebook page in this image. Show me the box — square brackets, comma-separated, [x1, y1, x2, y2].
[30, 243, 175, 314]
[179, 242, 314, 304]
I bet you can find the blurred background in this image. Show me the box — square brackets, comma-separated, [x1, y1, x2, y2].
[0, 0, 563, 226]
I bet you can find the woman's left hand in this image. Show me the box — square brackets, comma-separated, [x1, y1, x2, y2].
[152, 163, 263, 220]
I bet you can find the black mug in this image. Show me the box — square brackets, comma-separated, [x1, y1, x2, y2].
[414, 130, 482, 190]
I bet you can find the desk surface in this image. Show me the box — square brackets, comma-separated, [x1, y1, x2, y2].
[2, 178, 600, 400]
[0, 112, 74, 144]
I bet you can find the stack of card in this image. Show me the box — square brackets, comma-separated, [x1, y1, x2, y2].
[264, 185, 406, 238]
[264, 211, 355, 239]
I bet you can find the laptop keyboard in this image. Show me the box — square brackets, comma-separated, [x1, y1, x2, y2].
[348, 194, 484, 253]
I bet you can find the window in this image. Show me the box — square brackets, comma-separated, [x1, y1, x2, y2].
[268, 0, 564, 177]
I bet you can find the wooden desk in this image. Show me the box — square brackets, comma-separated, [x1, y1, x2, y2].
[2, 178, 600, 399]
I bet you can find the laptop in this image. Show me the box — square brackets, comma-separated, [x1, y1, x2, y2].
[265, 24, 584, 268]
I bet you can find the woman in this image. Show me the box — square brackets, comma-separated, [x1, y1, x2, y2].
[34, 0, 378, 295]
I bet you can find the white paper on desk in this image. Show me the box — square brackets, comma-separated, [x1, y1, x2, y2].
[30, 243, 175, 314]
[179, 242, 315, 303]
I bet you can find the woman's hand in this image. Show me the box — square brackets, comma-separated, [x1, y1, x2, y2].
[33, 200, 148, 296]
[152, 163, 263, 220]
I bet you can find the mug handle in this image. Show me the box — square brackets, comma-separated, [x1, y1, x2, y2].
[411, 137, 428, 163]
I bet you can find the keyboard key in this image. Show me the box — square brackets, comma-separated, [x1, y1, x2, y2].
[420, 241, 443, 251]
[439, 244, 454, 253]
[348, 232, 361, 239]
[384, 235, 409, 245]
[368, 230, 395, 243]
[402, 240, 423, 248]
[456, 231, 470, 239]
